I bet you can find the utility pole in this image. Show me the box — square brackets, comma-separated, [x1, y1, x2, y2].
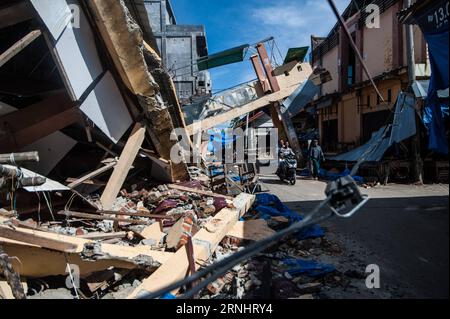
[405, 0, 424, 184]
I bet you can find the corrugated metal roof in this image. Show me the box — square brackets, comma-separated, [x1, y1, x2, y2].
[330, 92, 417, 162]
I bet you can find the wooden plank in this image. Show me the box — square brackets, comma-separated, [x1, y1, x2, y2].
[0, 281, 14, 299]
[127, 193, 255, 299]
[0, 30, 42, 68]
[96, 210, 171, 220]
[138, 223, 165, 244]
[100, 123, 146, 210]
[168, 184, 234, 201]
[165, 218, 185, 250]
[0, 226, 174, 277]
[66, 178, 105, 186]
[0, 225, 79, 253]
[78, 232, 127, 240]
[0, 233, 173, 265]
[57, 211, 150, 225]
[226, 219, 276, 242]
[1, 241, 173, 278]
[86, 0, 189, 181]
[67, 161, 117, 188]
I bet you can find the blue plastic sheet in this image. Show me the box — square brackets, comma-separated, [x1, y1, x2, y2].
[300, 168, 364, 184]
[282, 258, 335, 278]
[253, 193, 325, 240]
[319, 168, 364, 184]
[411, 2, 449, 154]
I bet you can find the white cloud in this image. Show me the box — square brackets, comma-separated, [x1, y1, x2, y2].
[252, 4, 309, 28]
[248, 0, 350, 57]
[208, 0, 351, 91]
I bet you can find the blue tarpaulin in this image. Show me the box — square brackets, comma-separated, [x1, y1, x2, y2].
[320, 168, 364, 184]
[282, 258, 335, 278]
[407, 0, 449, 154]
[253, 193, 325, 240]
[207, 130, 241, 154]
[299, 168, 364, 184]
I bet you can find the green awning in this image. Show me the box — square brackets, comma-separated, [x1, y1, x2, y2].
[197, 44, 249, 71]
[284, 47, 309, 64]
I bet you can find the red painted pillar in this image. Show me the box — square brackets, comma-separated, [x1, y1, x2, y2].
[256, 43, 280, 93]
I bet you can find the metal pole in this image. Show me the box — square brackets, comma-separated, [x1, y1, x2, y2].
[245, 113, 250, 150]
[326, 0, 385, 102]
[405, 0, 416, 84]
[404, 0, 423, 184]
[0, 152, 39, 165]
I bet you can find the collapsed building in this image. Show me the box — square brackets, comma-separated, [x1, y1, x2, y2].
[0, 0, 440, 299]
[0, 0, 335, 299]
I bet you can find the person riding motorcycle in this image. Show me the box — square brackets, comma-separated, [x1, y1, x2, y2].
[279, 141, 295, 158]
[277, 142, 297, 184]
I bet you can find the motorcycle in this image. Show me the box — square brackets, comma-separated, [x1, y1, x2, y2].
[277, 154, 298, 185]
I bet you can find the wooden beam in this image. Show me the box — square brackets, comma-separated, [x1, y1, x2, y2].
[168, 184, 234, 201]
[0, 94, 79, 153]
[0, 224, 79, 253]
[127, 193, 255, 299]
[226, 219, 276, 242]
[138, 223, 165, 243]
[85, 0, 189, 181]
[100, 123, 146, 210]
[0, 281, 14, 299]
[0, 225, 174, 277]
[58, 211, 150, 225]
[0, 225, 173, 262]
[78, 232, 127, 240]
[96, 210, 171, 220]
[0, 30, 42, 69]
[0, 240, 173, 278]
[67, 160, 117, 188]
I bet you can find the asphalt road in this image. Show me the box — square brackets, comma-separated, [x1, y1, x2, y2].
[261, 176, 449, 299]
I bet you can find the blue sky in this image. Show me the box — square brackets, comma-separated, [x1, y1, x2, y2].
[171, 0, 350, 92]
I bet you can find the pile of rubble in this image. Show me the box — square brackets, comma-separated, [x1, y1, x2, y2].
[0, 178, 253, 299]
[0, 0, 361, 300]
[1, 168, 369, 300]
[198, 218, 345, 300]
